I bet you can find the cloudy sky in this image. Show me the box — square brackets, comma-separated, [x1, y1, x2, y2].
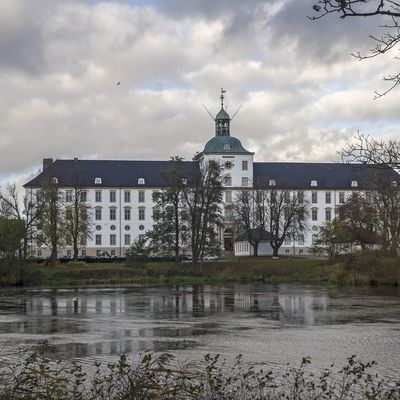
[1, 0, 400, 188]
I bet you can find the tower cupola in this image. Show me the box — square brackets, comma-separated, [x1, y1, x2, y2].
[215, 88, 230, 136]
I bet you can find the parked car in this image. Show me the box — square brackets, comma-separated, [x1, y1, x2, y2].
[203, 255, 219, 261]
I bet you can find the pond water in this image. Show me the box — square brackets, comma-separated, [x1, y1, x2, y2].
[0, 284, 399, 377]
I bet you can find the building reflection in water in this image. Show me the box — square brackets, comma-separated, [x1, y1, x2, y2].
[0, 285, 330, 358]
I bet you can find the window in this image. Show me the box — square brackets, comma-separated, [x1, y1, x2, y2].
[95, 190, 102, 202]
[139, 224, 145, 231]
[38, 250, 42, 257]
[53, 177, 58, 184]
[95, 177, 102, 184]
[325, 209, 332, 221]
[225, 208, 233, 220]
[138, 190, 145, 203]
[311, 180, 317, 187]
[242, 177, 249, 187]
[80, 235, 87, 246]
[124, 191, 131, 202]
[312, 192, 318, 204]
[95, 234, 102, 245]
[182, 178, 188, 185]
[125, 225, 130, 231]
[152, 207, 160, 220]
[284, 192, 290, 203]
[298, 191, 304, 203]
[312, 208, 318, 221]
[339, 192, 345, 204]
[96, 250, 101, 256]
[325, 192, 331, 204]
[152, 191, 160, 202]
[138, 234, 145, 242]
[269, 179, 276, 186]
[139, 208, 145, 220]
[138, 178, 145, 185]
[225, 191, 232, 203]
[124, 208, 131, 220]
[66, 190, 72, 202]
[284, 237, 291, 245]
[299, 249, 303, 254]
[110, 190, 116, 203]
[110, 234, 116, 246]
[223, 143, 231, 150]
[298, 234, 305, 245]
[67, 250, 71, 256]
[111, 250, 116, 256]
[109, 208, 116, 220]
[351, 180, 358, 187]
[110, 225, 116, 230]
[81, 250, 86, 256]
[391, 181, 398, 187]
[312, 234, 318, 244]
[95, 208, 102, 221]
[79, 191, 87, 202]
[224, 175, 232, 186]
[124, 234, 131, 246]
[96, 225, 101, 231]
[242, 160, 248, 171]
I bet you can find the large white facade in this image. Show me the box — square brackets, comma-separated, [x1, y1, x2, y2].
[25, 93, 399, 258]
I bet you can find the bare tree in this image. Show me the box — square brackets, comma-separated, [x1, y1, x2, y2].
[233, 189, 268, 257]
[341, 131, 400, 168]
[181, 160, 223, 272]
[311, 0, 400, 97]
[267, 189, 309, 259]
[0, 183, 42, 260]
[36, 177, 66, 264]
[64, 166, 92, 261]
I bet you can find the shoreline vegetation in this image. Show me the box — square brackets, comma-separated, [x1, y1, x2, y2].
[0, 342, 399, 400]
[1, 252, 400, 288]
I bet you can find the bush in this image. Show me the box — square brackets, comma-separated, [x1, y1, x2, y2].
[0, 343, 399, 399]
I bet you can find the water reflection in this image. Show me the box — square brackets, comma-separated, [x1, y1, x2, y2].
[0, 284, 399, 369]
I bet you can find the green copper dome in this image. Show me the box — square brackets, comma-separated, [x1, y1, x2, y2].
[203, 135, 253, 154]
[215, 107, 230, 120]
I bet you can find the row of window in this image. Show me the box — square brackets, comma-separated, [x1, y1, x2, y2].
[311, 208, 332, 221]
[311, 191, 345, 204]
[94, 177, 146, 185]
[224, 176, 250, 186]
[95, 234, 145, 246]
[65, 190, 153, 203]
[94, 207, 153, 221]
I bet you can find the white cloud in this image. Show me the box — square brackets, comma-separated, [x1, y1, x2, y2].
[0, 0, 399, 189]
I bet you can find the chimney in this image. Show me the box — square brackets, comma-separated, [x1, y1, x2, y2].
[74, 157, 78, 164]
[43, 158, 53, 170]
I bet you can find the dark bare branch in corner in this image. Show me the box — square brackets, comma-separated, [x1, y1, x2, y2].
[310, 1, 400, 96]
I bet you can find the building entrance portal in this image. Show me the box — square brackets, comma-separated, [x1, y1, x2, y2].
[224, 228, 234, 252]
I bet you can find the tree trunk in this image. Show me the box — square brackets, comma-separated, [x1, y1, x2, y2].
[73, 238, 79, 261]
[272, 246, 279, 259]
[51, 245, 58, 264]
[253, 243, 258, 257]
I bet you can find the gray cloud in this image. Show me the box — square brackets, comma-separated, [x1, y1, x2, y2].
[0, 0, 398, 189]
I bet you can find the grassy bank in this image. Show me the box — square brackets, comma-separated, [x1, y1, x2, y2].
[1, 253, 400, 287]
[0, 343, 397, 399]
[16, 257, 330, 287]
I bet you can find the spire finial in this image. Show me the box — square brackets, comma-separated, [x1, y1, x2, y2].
[220, 88, 226, 108]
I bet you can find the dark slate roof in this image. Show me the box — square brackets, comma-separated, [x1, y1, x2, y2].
[203, 136, 254, 155]
[253, 162, 400, 190]
[234, 228, 272, 243]
[24, 159, 400, 190]
[24, 160, 198, 188]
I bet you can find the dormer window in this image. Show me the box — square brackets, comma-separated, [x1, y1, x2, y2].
[182, 178, 188, 185]
[351, 180, 358, 187]
[138, 178, 145, 185]
[269, 179, 276, 186]
[223, 143, 231, 151]
[311, 180, 318, 187]
[52, 177, 58, 184]
[391, 181, 398, 187]
[95, 177, 102, 184]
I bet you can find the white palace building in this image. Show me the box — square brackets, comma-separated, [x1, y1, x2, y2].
[24, 92, 399, 257]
